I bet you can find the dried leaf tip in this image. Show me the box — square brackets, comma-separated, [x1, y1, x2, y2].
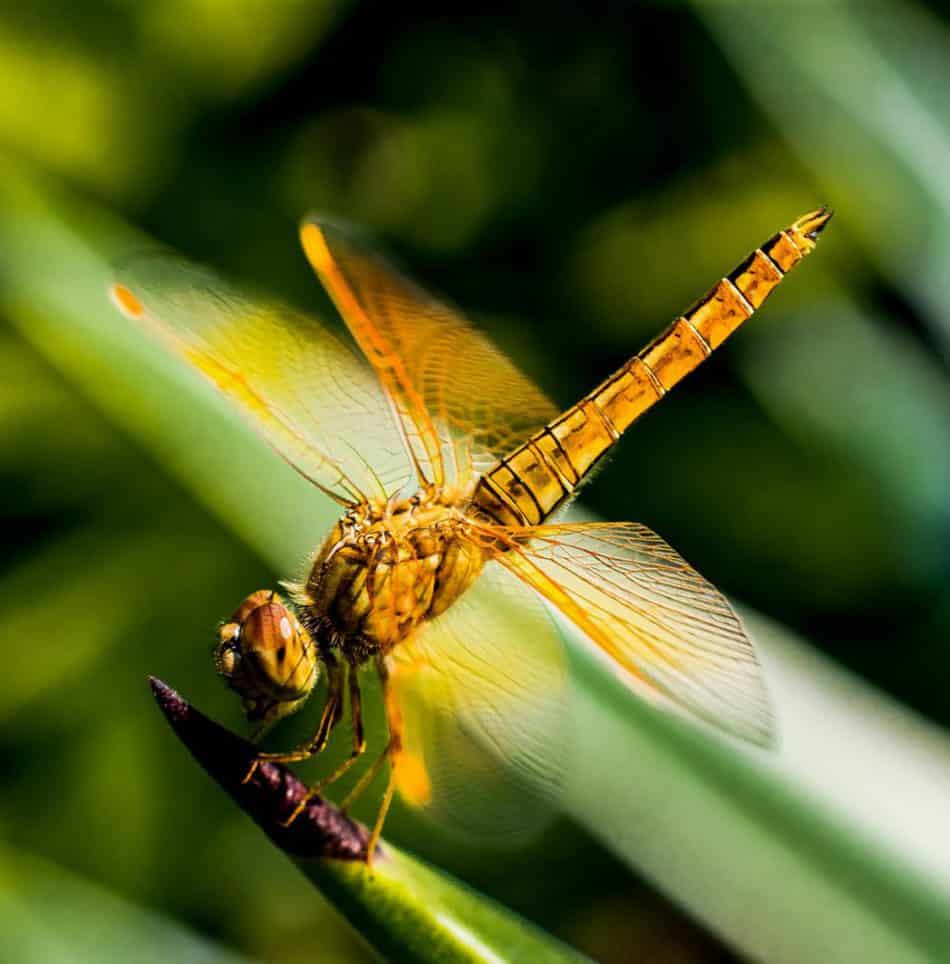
[148, 676, 373, 862]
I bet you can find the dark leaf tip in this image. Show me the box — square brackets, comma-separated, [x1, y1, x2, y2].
[149, 676, 189, 723]
[148, 677, 372, 862]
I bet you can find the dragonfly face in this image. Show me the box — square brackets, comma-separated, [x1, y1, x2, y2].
[111, 206, 831, 860]
[214, 589, 319, 730]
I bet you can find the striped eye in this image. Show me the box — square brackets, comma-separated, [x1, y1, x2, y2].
[213, 590, 318, 710]
[242, 601, 292, 658]
[226, 589, 277, 628]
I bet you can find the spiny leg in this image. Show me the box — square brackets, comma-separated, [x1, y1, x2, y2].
[364, 657, 402, 865]
[340, 739, 389, 813]
[281, 663, 367, 827]
[341, 656, 403, 814]
[242, 654, 345, 784]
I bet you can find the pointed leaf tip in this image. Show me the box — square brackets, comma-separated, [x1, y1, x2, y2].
[148, 677, 372, 861]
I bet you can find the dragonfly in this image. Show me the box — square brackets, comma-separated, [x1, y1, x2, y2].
[110, 207, 831, 860]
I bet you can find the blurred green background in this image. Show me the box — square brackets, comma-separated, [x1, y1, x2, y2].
[1, 1, 949, 962]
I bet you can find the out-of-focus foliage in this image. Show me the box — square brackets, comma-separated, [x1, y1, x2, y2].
[1, 1, 949, 962]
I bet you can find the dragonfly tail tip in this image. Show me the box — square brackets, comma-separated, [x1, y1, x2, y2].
[799, 205, 834, 241]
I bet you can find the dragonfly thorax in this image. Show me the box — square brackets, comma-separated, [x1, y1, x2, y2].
[294, 488, 486, 662]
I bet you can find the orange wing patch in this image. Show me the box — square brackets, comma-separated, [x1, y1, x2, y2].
[110, 254, 413, 506]
[301, 218, 558, 489]
[110, 282, 145, 319]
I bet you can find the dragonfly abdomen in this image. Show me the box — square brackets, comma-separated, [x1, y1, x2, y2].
[471, 207, 832, 527]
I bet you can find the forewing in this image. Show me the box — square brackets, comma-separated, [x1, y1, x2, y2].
[489, 521, 774, 746]
[300, 218, 558, 487]
[389, 560, 567, 837]
[110, 254, 413, 505]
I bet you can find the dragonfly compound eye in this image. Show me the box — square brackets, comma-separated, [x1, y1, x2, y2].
[213, 591, 319, 712]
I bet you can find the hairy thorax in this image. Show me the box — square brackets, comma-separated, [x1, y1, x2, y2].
[293, 487, 485, 663]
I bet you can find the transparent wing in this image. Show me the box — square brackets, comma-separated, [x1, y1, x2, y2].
[486, 521, 774, 746]
[110, 254, 413, 505]
[300, 217, 558, 488]
[389, 559, 567, 837]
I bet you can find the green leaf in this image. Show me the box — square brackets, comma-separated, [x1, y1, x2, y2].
[150, 678, 588, 964]
[0, 841, 251, 964]
[736, 297, 950, 584]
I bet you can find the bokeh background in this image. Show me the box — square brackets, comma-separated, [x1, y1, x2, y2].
[1, 1, 949, 962]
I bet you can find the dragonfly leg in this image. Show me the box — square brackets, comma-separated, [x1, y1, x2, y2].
[340, 657, 401, 809]
[340, 657, 401, 865]
[366, 662, 403, 866]
[365, 767, 396, 868]
[242, 654, 344, 784]
[339, 741, 389, 813]
[280, 663, 367, 827]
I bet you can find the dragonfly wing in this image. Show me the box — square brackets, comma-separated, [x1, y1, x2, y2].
[487, 521, 774, 746]
[110, 254, 412, 505]
[389, 559, 567, 838]
[301, 217, 558, 488]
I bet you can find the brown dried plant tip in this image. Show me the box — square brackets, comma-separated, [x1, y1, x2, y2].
[148, 677, 372, 862]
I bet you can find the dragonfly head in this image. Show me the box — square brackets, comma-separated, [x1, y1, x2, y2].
[214, 589, 319, 731]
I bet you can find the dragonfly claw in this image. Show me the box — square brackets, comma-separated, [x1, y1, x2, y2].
[280, 793, 312, 828]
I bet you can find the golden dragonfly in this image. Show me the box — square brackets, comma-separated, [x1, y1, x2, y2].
[111, 207, 831, 860]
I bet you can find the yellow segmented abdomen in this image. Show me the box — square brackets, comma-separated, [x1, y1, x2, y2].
[472, 207, 832, 527]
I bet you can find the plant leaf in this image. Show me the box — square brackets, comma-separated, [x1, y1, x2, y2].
[150, 677, 588, 964]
